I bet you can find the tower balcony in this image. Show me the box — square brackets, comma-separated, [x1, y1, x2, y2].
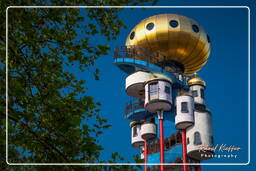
[125, 99, 153, 121]
[114, 46, 185, 88]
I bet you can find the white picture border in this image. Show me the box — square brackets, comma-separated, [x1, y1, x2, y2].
[5, 6, 251, 166]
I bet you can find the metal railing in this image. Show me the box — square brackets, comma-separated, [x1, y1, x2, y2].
[114, 46, 184, 75]
[125, 99, 145, 118]
[147, 132, 182, 155]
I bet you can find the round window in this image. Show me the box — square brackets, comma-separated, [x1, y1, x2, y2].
[192, 24, 199, 33]
[207, 34, 210, 43]
[169, 20, 178, 28]
[146, 22, 154, 30]
[130, 31, 135, 40]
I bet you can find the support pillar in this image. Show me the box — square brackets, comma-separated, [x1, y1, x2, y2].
[144, 140, 147, 171]
[158, 110, 164, 171]
[182, 130, 188, 171]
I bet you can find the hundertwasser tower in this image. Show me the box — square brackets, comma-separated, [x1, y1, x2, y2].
[114, 14, 214, 171]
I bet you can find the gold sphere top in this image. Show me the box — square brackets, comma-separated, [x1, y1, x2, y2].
[126, 14, 211, 76]
[187, 73, 206, 87]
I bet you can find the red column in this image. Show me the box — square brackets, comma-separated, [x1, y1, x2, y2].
[159, 118, 165, 171]
[144, 140, 148, 171]
[196, 165, 202, 171]
[182, 130, 188, 171]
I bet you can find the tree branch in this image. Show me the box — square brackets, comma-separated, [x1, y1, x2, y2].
[0, 111, 77, 170]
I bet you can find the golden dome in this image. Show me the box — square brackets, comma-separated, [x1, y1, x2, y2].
[187, 73, 206, 87]
[125, 14, 211, 76]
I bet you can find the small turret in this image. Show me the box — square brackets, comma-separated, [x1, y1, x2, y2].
[144, 73, 173, 113]
[175, 93, 194, 130]
[187, 73, 206, 109]
[130, 121, 144, 148]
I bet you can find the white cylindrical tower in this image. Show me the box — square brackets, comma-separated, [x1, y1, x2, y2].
[130, 121, 144, 148]
[141, 122, 157, 140]
[175, 95, 194, 130]
[186, 109, 214, 160]
[144, 73, 173, 113]
[187, 74, 206, 107]
[126, 71, 152, 98]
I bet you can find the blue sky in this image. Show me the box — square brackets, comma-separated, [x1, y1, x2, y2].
[82, 1, 255, 171]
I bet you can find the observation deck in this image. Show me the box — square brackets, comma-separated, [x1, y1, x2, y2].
[114, 46, 186, 88]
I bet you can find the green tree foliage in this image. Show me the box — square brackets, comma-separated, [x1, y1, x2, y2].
[0, 0, 157, 170]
